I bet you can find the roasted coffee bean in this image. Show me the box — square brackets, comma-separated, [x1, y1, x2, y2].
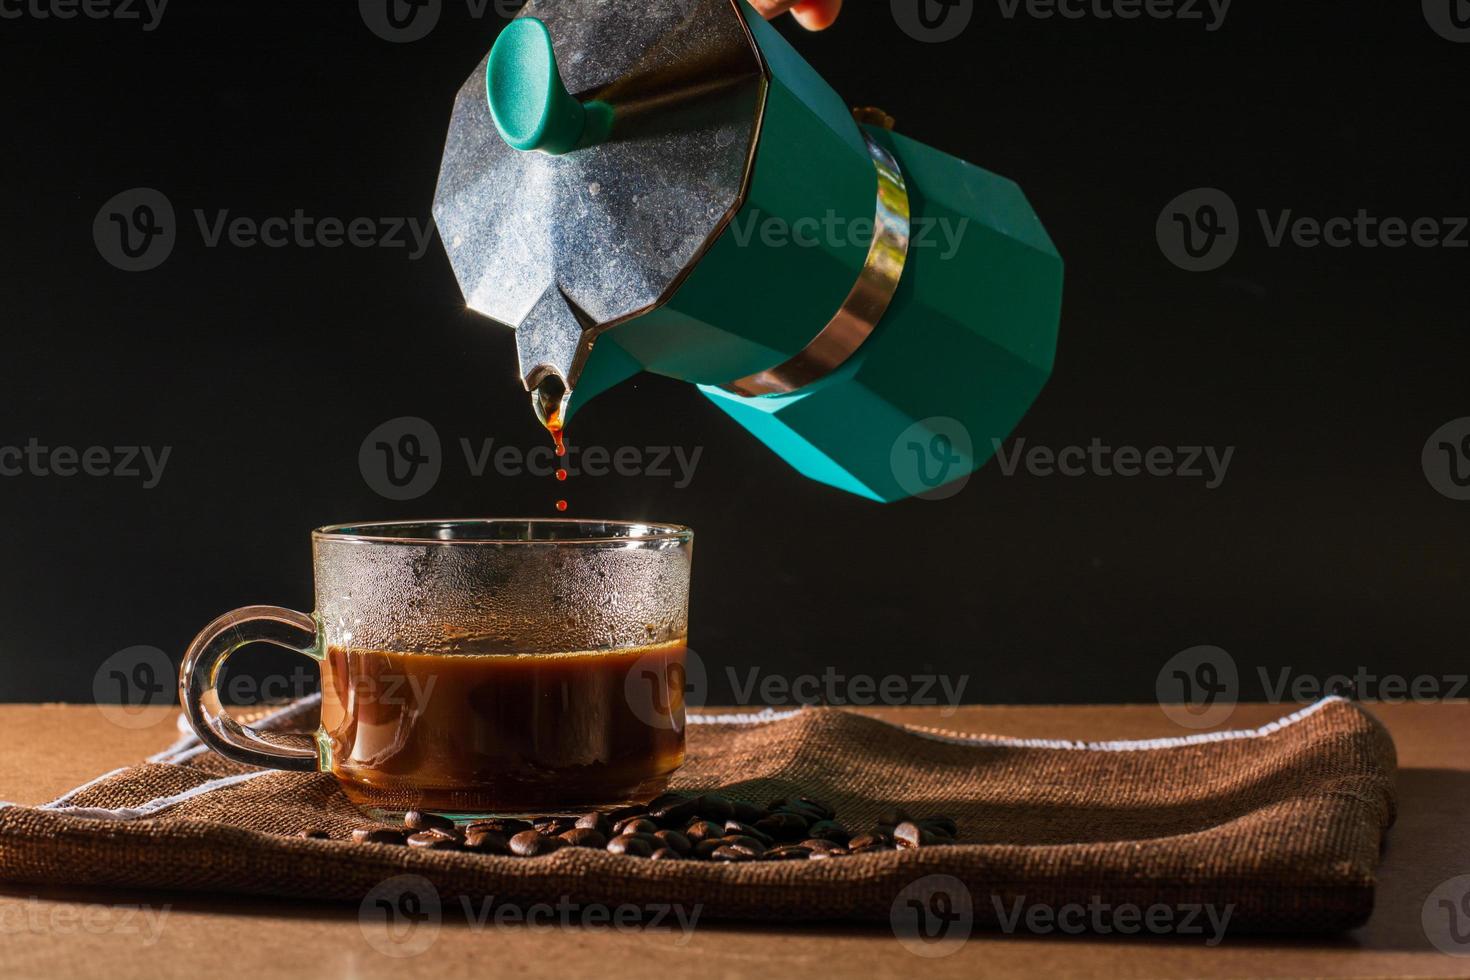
[296, 829, 329, 840]
[918, 816, 959, 838]
[464, 830, 510, 855]
[805, 820, 850, 843]
[648, 791, 693, 810]
[408, 830, 462, 851]
[731, 799, 768, 824]
[763, 845, 814, 861]
[605, 804, 649, 823]
[893, 821, 924, 848]
[559, 828, 608, 849]
[799, 838, 845, 852]
[692, 839, 724, 859]
[404, 809, 456, 833]
[754, 811, 809, 841]
[710, 845, 755, 862]
[720, 835, 767, 856]
[774, 799, 827, 822]
[650, 797, 700, 827]
[798, 796, 836, 820]
[573, 812, 612, 836]
[614, 817, 659, 837]
[606, 834, 654, 857]
[649, 847, 683, 861]
[809, 847, 849, 860]
[653, 830, 691, 855]
[847, 833, 892, 851]
[510, 830, 561, 857]
[849, 843, 892, 854]
[696, 793, 735, 822]
[351, 827, 406, 845]
[466, 818, 531, 837]
[877, 807, 913, 827]
[534, 817, 575, 836]
[722, 820, 774, 846]
[684, 820, 724, 843]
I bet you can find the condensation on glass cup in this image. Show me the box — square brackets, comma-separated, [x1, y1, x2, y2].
[179, 519, 693, 819]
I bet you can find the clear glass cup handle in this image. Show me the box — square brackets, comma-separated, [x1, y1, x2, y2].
[178, 605, 323, 771]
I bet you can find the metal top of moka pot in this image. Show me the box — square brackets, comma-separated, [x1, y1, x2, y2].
[432, 0, 767, 425]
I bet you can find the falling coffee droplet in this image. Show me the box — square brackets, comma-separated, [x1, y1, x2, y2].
[531, 375, 572, 514]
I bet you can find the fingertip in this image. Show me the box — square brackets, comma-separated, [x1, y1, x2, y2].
[791, 0, 842, 31]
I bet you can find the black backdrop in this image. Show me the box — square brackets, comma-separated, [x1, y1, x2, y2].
[1, 0, 1466, 707]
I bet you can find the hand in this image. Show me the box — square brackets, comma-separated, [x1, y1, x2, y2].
[748, 0, 844, 31]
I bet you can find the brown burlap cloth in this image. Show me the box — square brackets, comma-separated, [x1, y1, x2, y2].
[0, 696, 1395, 933]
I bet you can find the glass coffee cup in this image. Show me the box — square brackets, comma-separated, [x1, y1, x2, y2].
[178, 519, 692, 819]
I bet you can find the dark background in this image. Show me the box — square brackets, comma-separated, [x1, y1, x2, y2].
[1, 0, 1465, 707]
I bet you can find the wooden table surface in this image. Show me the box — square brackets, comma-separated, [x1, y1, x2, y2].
[0, 701, 1465, 979]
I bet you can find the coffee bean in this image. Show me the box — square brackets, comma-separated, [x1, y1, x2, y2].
[650, 797, 700, 827]
[710, 845, 755, 862]
[510, 830, 561, 857]
[731, 799, 768, 824]
[799, 838, 845, 852]
[919, 816, 959, 838]
[774, 800, 827, 822]
[849, 843, 892, 854]
[404, 810, 455, 833]
[296, 829, 329, 840]
[722, 820, 774, 846]
[466, 818, 531, 837]
[684, 820, 724, 843]
[696, 793, 735, 822]
[805, 820, 850, 843]
[809, 847, 849, 859]
[464, 830, 509, 855]
[649, 847, 683, 861]
[847, 833, 892, 851]
[877, 807, 913, 827]
[754, 812, 809, 841]
[614, 817, 659, 837]
[351, 827, 405, 845]
[574, 812, 612, 836]
[605, 804, 648, 823]
[692, 839, 723, 859]
[798, 796, 836, 820]
[648, 791, 693, 810]
[653, 830, 691, 855]
[407, 830, 462, 851]
[763, 845, 814, 861]
[720, 835, 767, 856]
[606, 834, 653, 857]
[559, 828, 608, 849]
[894, 821, 925, 849]
[534, 817, 574, 836]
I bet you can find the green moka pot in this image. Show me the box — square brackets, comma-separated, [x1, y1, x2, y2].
[433, 0, 1063, 502]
